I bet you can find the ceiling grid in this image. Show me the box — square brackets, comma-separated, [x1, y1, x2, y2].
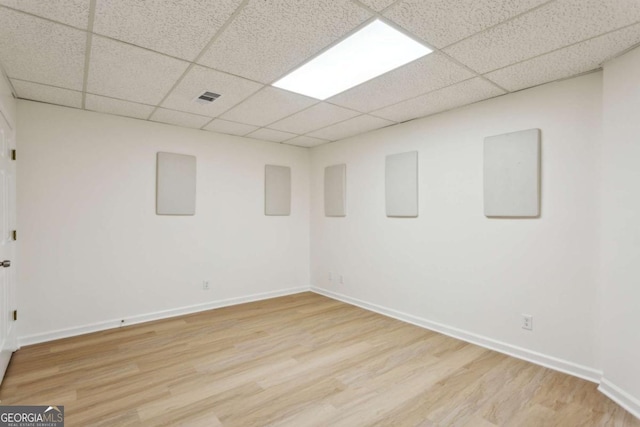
[0, 0, 638, 147]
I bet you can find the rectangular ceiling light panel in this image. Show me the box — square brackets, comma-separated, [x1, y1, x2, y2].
[273, 20, 432, 100]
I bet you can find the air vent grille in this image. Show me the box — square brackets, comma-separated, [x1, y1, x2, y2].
[195, 91, 221, 104]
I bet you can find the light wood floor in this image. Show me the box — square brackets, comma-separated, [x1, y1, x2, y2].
[1, 292, 638, 426]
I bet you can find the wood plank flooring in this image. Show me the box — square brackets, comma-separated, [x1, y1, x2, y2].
[1, 292, 638, 426]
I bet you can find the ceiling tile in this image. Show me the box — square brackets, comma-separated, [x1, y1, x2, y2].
[0, 0, 90, 29]
[11, 80, 82, 108]
[150, 108, 211, 129]
[328, 53, 474, 112]
[485, 23, 640, 92]
[372, 78, 505, 122]
[284, 135, 329, 148]
[308, 115, 395, 141]
[85, 94, 155, 119]
[384, 0, 547, 48]
[220, 86, 318, 127]
[161, 65, 263, 118]
[197, 0, 372, 83]
[204, 119, 259, 136]
[358, 0, 397, 12]
[92, 0, 243, 61]
[0, 9, 85, 90]
[444, 0, 640, 74]
[269, 102, 360, 135]
[87, 36, 189, 105]
[246, 128, 297, 143]
[4, 0, 634, 146]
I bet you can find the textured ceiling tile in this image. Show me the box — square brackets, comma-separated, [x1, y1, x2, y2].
[0, 9, 85, 90]
[197, 0, 372, 83]
[444, 0, 640, 73]
[161, 65, 262, 118]
[284, 135, 329, 148]
[308, 115, 395, 141]
[85, 94, 155, 119]
[328, 53, 474, 112]
[11, 80, 82, 108]
[220, 86, 318, 127]
[204, 119, 259, 136]
[358, 0, 397, 12]
[269, 103, 360, 135]
[93, 0, 243, 61]
[150, 108, 211, 129]
[485, 23, 640, 92]
[87, 36, 189, 105]
[246, 128, 297, 143]
[373, 78, 505, 122]
[0, 0, 90, 29]
[384, 0, 547, 48]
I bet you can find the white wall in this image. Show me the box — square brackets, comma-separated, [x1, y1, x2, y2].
[599, 46, 640, 416]
[310, 72, 603, 379]
[17, 101, 310, 343]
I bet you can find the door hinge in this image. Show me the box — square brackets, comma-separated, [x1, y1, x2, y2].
[11, 230, 16, 241]
[13, 310, 17, 321]
[11, 149, 16, 160]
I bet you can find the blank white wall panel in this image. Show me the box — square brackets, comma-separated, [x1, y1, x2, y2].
[324, 164, 346, 217]
[265, 165, 291, 216]
[156, 152, 196, 215]
[483, 128, 540, 217]
[385, 151, 418, 217]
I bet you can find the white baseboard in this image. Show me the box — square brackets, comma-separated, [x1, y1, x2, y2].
[599, 379, 640, 420]
[19, 286, 308, 347]
[311, 286, 602, 383]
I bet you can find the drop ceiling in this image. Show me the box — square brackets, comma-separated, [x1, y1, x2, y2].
[0, 0, 638, 148]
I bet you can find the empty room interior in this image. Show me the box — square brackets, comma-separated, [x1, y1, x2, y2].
[1, 0, 640, 425]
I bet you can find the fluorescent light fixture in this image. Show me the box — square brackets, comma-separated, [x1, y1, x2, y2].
[273, 19, 432, 100]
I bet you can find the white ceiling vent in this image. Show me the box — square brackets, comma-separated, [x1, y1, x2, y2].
[194, 91, 221, 104]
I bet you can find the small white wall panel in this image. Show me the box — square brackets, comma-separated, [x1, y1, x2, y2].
[385, 151, 418, 217]
[484, 128, 540, 217]
[324, 164, 346, 217]
[156, 152, 196, 215]
[265, 165, 291, 216]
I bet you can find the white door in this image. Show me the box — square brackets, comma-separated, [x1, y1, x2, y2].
[0, 109, 17, 383]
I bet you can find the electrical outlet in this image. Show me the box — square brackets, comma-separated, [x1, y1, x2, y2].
[339, 275, 344, 285]
[522, 314, 533, 331]
[203, 281, 210, 290]
[329, 272, 333, 282]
